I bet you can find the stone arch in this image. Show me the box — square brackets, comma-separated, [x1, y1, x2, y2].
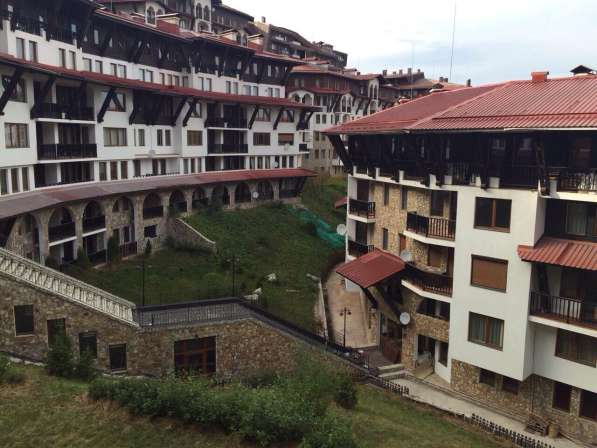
[192, 187, 208, 208]
[112, 196, 134, 214]
[234, 182, 251, 204]
[143, 193, 164, 219]
[211, 185, 230, 206]
[256, 181, 274, 201]
[169, 189, 188, 213]
[82, 201, 105, 233]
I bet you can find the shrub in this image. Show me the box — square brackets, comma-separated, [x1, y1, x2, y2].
[144, 240, 153, 258]
[303, 221, 318, 237]
[0, 353, 9, 380]
[107, 236, 121, 264]
[3, 369, 26, 385]
[334, 372, 358, 409]
[76, 247, 92, 269]
[46, 334, 75, 378]
[75, 349, 97, 381]
[45, 256, 60, 270]
[300, 412, 357, 448]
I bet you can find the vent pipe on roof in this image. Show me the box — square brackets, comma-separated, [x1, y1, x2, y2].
[466, 79, 471, 87]
[382, 69, 387, 76]
[531, 71, 549, 83]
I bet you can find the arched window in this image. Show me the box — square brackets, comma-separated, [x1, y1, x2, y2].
[147, 7, 155, 24]
[196, 3, 202, 19]
[203, 5, 210, 21]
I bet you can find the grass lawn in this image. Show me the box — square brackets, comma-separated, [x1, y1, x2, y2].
[67, 205, 340, 330]
[0, 365, 508, 448]
[301, 175, 347, 228]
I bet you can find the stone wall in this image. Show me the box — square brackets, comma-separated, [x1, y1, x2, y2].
[451, 359, 597, 445]
[166, 218, 217, 253]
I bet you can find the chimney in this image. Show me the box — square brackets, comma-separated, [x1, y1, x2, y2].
[398, 69, 403, 75]
[407, 67, 412, 75]
[417, 68, 421, 73]
[466, 79, 471, 87]
[392, 71, 397, 75]
[382, 69, 387, 76]
[261, 16, 266, 23]
[531, 71, 549, 83]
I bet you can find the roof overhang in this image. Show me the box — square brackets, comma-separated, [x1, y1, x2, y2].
[336, 250, 405, 289]
[518, 237, 597, 271]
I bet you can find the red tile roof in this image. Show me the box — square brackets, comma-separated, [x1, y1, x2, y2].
[0, 169, 316, 220]
[336, 250, 405, 288]
[334, 196, 348, 208]
[518, 237, 597, 271]
[291, 65, 382, 82]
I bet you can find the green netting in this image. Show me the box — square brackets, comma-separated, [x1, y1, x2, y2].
[290, 207, 345, 250]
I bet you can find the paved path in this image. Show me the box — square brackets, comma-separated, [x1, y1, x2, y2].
[393, 376, 581, 448]
[325, 269, 375, 348]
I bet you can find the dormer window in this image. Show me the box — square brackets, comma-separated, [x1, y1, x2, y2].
[147, 7, 156, 24]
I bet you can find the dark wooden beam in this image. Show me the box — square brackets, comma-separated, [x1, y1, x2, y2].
[0, 68, 24, 116]
[328, 134, 353, 172]
[360, 287, 378, 309]
[330, 94, 341, 113]
[171, 97, 189, 126]
[355, 98, 364, 114]
[97, 87, 116, 123]
[127, 32, 144, 62]
[273, 107, 285, 130]
[76, 5, 94, 48]
[295, 109, 307, 131]
[128, 93, 142, 125]
[248, 105, 260, 129]
[256, 62, 267, 83]
[182, 98, 198, 127]
[29, 75, 55, 118]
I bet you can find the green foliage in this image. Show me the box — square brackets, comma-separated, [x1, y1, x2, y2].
[75, 349, 97, 381]
[0, 353, 9, 380]
[3, 369, 26, 385]
[300, 412, 357, 448]
[76, 247, 92, 269]
[44, 256, 60, 270]
[107, 236, 121, 264]
[204, 272, 228, 298]
[46, 334, 75, 378]
[303, 221, 318, 237]
[334, 372, 358, 410]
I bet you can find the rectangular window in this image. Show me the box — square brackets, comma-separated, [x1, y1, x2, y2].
[134, 160, 141, 177]
[95, 60, 103, 74]
[580, 390, 597, 421]
[120, 161, 128, 179]
[468, 313, 504, 349]
[165, 130, 171, 146]
[110, 161, 118, 180]
[383, 184, 390, 206]
[16, 37, 25, 59]
[555, 330, 597, 366]
[401, 187, 408, 210]
[99, 162, 107, 181]
[187, 130, 202, 146]
[83, 57, 92, 72]
[137, 129, 145, 146]
[479, 369, 496, 387]
[103, 128, 127, 147]
[118, 65, 127, 78]
[0, 170, 7, 195]
[552, 382, 572, 412]
[566, 202, 588, 236]
[382, 228, 389, 250]
[502, 376, 520, 395]
[439, 342, 448, 366]
[256, 108, 271, 121]
[109, 344, 127, 371]
[144, 225, 157, 238]
[474, 198, 511, 231]
[157, 129, 163, 146]
[253, 133, 271, 146]
[173, 337, 216, 374]
[278, 133, 294, 145]
[28, 41, 38, 62]
[471, 256, 508, 291]
[430, 191, 448, 217]
[47, 318, 66, 346]
[14, 305, 34, 335]
[105, 91, 126, 112]
[79, 332, 97, 358]
[11, 168, 19, 193]
[69, 51, 76, 69]
[21, 167, 29, 191]
[5, 123, 29, 148]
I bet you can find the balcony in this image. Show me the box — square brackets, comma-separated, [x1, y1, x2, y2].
[530, 292, 597, 329]
[49, 222, 75, 243]
[37, 144, 97, 161]
[347, 239, 374, 258]
[406, 212, 455, 241]
[205, 117, 248, 129]
[83, 216, 106, 234]
[500, 165, 539, 188]
[207, 143, 249, 155]
[348, 199, 376, 219]
[32, 103, 94, 121]
[404, 263, 453, 297]
[557, 169, 597, 193]
[143, 206, 164, 220]
[446, 162, 480, 185]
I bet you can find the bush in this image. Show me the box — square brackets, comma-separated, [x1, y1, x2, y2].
[144, 240, 153, 258]
[300, 412, 357, 448]
[75, 349, 97, 381]
[0, 353, 9, 380]
[107, 236, 121, 264]
[303, 221, 318, 237]
[334, 373, 358, 410]
[3, 369, 26, 385]
[76, 247, 92, 269]
[46, 334, 75, 378]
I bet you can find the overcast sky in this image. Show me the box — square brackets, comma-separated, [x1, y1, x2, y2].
[225, 0, 597, 86]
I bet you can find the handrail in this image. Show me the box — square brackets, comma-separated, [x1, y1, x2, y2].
[0, 247, 137, 325]
[530, 291, 597, 326]
[406, 212, 455, 241]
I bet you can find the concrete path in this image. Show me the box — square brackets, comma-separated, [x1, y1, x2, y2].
[393, 376, 581, 448]
[325, 269, 375, 348]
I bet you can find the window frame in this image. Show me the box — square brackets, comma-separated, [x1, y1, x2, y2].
[552, 382, 572, 412]
[474, 197, 512, 232]
[470, 255, 508, 292]
[468, 312, 504, 350]
[79, 332, 98, 358]
[479, 369, 496, 387]
[108, 344, 127, 372]
[5, 123, 29, 148]
[14, 305, 35, 336]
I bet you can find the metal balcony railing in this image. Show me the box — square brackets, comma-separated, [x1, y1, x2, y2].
[82, 216, 106, 233]
[143, 206, 164, 220]
[557, 169, 597, 193]
[404, 263, 453, 297]
[207, 143, 249, 154]
[406, 212, 455, 241]
[347, 239, 374, 258]
[349, 199, 376, 219]
[37, 144, 97, 161]
[32, 103, 94, 121]
[205, 116, 248, 128]
[530, 291, 597, 327]
[48, 222, 75, 242]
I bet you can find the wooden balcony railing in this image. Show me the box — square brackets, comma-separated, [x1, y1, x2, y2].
[404, 263, 453, 297]
[347, 239, 374, 258]
[530, 292, 597, 327]
[406, 212, 455, 241]
[447, 162, 481, 185]
[349, 199, 376, 219]
[32, 103, 93, 121]
[205, 116, 248, 128]
[500, 165, 539, 188]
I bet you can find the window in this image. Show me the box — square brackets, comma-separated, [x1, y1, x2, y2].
[5, 123, 28, 148]
[109, 344, 127, 371]
[28, 41, 38, 62]
[137, 129, 145, 146]
[110, 162, 118, 180]
[552, 382, 572, 412]
[14, 305, 34, 335]
[105, 92, 126, 112]
[471, 256, 508, 291]
[157, 129, 163, 146]
[144, 225, 157, 238]
[16, 38, 25, 59]
[468, 313, 504, 349]
[147, 7, 156, 24]
[475, 198, 511, 231]
[253, 133, 271, 146]
[99, 162, 107, 181]
[399, 234, 406, 253]
[580, 390, 597, 421]
[278, 133, 294, 146]
[83, 57, 92, 72]
[0, 170, 6, 195]
[256, 108, 271, 121]
[401, 187, 408, 210]
[502, 376, 520, 395]
[95, 60, 103, 74]
[118, 65, 127, 78]
[430, 191, 448, 217]
[382, 228, 389, 250]
[110, 63, 117, 76]
[121, 161, 128, 179]
[566, 202, 588, 236]
[47, 318, 66, 346]
[2, 76, 26, 102]
[79, 332, 97, 358]
[165, 130, 171, 146]
[439, 342, 448, 366]
[479, 369, 496, 387]
[187, 131, 203, 146]
[174, 337, 216, 374]
[103, 128, 127, 147]
[555, 330, 597, 366]
[21, 167, 29, 191]
[383, 184, 390, 206]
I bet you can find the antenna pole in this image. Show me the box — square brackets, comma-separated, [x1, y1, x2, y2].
[410, 42, 415, 99]
[449, 2, 457, 81]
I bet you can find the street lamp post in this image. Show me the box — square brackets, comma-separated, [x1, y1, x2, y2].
[339, 307, 352, 348]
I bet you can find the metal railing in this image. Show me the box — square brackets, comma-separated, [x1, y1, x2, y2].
[0, 247, 136, 325]
[348, 199, 376, 219]
[557, 169, 597, 193]
[48, 222, 75, 242]
[143, 206, 164, 220]
[447, 162, 480, 185]
[37, 144, 97, 161]
[347, 239, 374, 258]
[207, 143, 249, 154]
[205, 117, 248, 128]
[32, 103, 94, 121]
[83, 216, 106, 233]
[406, 212, 455, 240]
[530, 291, 597, 326]
[404, 263, 453, 297]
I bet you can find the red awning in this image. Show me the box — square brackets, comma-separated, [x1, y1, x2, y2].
[336, 250, 405, 288]
[334, 196, 348, 209]
[518, 237, 597, 271]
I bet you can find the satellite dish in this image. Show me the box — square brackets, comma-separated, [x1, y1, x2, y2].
[252, 191, 259, 199]
[399, 312, 411, 326]
[399, 250, 413, 263]
[336, 224, 347, 236]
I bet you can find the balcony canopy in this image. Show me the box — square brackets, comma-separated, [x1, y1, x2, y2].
[518, 237, 597, 271]
[337, 249, 405, 289]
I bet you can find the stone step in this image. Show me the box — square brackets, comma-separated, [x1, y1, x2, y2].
[378, 363, 404, 373]
[378, 370, 406, 381]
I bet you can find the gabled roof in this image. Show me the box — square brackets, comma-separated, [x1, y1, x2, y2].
[336, 250, 405, 288]
[518, 237, 597, 271]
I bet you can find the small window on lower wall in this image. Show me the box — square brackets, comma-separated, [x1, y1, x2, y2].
[144, 225, 157, 238]
[174, 337, 216, 375]
[109, 344, 127, 371]
[479, 369, 496, 387]
[470, 256, 508, 292]
[580, 390, 597, 421]
[79, 332, 98, 358]
[502, 376, 520, 395]
[14, 305, 34, 335]
[552, 382, 572, 412]
[468, 313, 504, 349]
[555, 330, 597, 367]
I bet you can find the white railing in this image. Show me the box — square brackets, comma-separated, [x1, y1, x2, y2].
[0, 248, 137, 326]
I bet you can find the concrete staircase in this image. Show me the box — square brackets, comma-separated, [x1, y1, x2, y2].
[0, 247, 137, 326]
[378, 363, 406, 380]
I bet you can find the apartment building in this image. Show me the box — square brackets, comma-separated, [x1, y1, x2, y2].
[326, 71, 597, 445]
[0, 0, 318, 266]
[382, 68, 467, 99]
